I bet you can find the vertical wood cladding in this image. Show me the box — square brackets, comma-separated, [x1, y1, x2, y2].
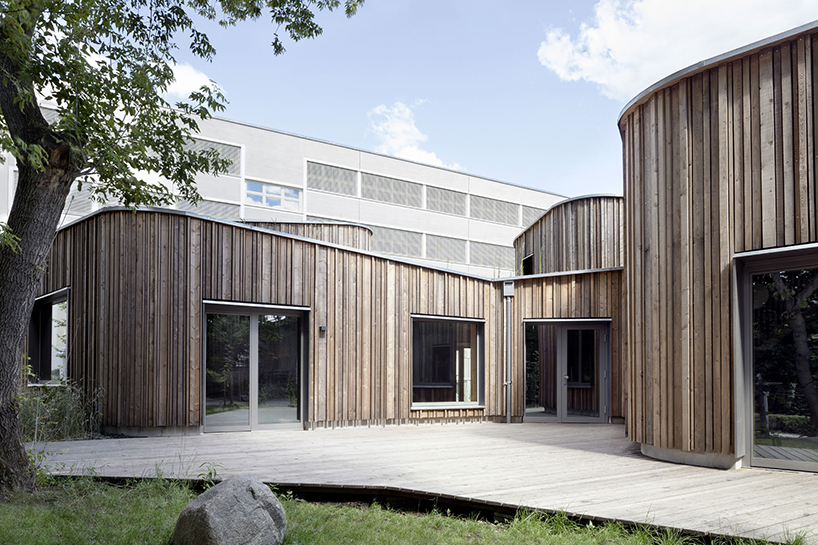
[511, 271, 625, 419]
[514, 196, 624, 275]
[243, 221, 372, 251]
[512, 196, 626, 420]
[39, 210, 506, 430]
[620, 31, 818, 455]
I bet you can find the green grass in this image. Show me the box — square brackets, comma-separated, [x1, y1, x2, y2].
[0, 479, 193, 545]
[0, 479, 804, 545]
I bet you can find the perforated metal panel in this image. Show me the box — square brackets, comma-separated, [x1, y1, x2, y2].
[370, 225, 422, 257]
[187, 138, 242, 176]
[469, 195, 519, 226]
[361, 173, 422, 208]
[307, 162, 357, 196]
[177, 199, 240, 219]
[426, 186, 466, 216]
[426, 235, 466, 263]
[469, 241, 515, 269]
[522, 205, 546, 226]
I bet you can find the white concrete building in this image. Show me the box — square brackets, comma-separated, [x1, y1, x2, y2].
[0, 115, 564, 276]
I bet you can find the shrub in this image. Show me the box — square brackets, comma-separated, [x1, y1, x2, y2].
[18, 382, 102, 442]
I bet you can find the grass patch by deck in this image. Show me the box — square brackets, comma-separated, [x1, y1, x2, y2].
[0, 479, 802, 545]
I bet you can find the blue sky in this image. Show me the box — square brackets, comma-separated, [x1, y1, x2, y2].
[169, 1, 818, 198]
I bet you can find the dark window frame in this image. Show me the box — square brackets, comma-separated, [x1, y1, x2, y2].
[28, 288, 70, 385]
[411, 315, 485, 409]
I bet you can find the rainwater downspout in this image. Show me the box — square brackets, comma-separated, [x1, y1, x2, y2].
[502, 280, 515, 423]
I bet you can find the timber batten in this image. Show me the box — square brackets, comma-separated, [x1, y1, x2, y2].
[512, 195, 626, 421]
[37, 209, 509, 431]
[620, 26, 818, 458]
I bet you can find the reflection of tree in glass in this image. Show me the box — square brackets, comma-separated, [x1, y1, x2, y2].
[754, 269, 818, 436]
[258, 316, 299, 407]
[52, 302, 68, 381]
[206, 315, 249, 408]
[525, 325, 540, 408]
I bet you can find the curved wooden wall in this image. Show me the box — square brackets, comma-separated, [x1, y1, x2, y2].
[244, 221, 372, 251]
[620, 27, 818, 456]
[38, 210, 506, 430]
[514, 196, 624, 275]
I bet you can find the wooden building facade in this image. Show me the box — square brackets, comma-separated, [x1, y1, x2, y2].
[33, 209, 511, 433]
[512, 196, 626, 424]
[620, 22, 818, 471]
[27, 22, 818, 474]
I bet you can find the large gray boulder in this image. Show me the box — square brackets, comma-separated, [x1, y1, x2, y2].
[172, 476, 287, 545]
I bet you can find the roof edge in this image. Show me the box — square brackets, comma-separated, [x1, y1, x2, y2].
[618, 19, 818, 124]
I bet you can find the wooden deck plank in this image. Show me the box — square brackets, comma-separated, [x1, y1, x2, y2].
[38, 423, 818, 543]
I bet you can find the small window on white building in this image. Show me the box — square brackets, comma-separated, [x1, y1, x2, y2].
[245, 181, 302, 212]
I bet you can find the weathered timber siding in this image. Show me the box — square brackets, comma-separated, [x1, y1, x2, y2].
[243, 221, 372, 251]
[39, 209, 506, 430]
[514, 196, 624, 275]
[511, 196, 626, 420]
[510, 271, 625, 419]
[619, 30, 818, 455]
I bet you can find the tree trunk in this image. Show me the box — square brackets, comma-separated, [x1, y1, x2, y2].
[0, 157, 74, 494]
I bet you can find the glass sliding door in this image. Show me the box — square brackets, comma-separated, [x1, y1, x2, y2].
[205, 307, 305, 432]
[524, 321, 609, 423]
[205, 314, 251, 430]
[565, 328, 600, 419]
[258, 315, 300, 426]
[751, 268, 818, 471]
[525, 323, 557, 417]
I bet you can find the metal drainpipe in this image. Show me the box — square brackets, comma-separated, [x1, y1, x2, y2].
[503, 281, 514, 423]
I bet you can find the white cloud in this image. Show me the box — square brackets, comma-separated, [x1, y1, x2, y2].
[367, 101, 461, 170]
[164, 63, 220, 101]
[538, 0, 818, 101]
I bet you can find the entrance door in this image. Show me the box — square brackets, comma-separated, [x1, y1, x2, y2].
[204, 308, 304, 432]
[524, 321, 609, 423]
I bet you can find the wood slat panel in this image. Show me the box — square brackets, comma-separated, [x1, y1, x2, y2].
[37, 210, 508, 430]
[514, 196, 624, 275]
[619, 29, 818, 457]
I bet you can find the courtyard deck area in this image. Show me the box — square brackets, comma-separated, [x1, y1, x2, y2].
[40, 423, 817, 543]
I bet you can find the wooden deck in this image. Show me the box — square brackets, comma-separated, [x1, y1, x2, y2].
[39, 423, 818, 543]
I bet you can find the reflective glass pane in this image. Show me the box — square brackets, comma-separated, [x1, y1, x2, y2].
[412, 320, 480, 404]
[566, 329, 600, 418]
[258, 315, 300, 425]
[246, 181, 263, 193]
[246, 193, 263, 205]
[525, 323, 557, 416]
[205, 314, 250, 429]
[753, 269, 818, 465]
[48, 301, 68, 383]
[281, 199, 299, 211]
[265, 196, 282, 208]
[283, 188, 300, 200]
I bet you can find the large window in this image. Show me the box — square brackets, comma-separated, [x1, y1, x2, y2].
[738, 249, 818, 472]
[28, 290, 69, 385]
[751, 266, 818, 470]
[412, 317, 483, 406]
